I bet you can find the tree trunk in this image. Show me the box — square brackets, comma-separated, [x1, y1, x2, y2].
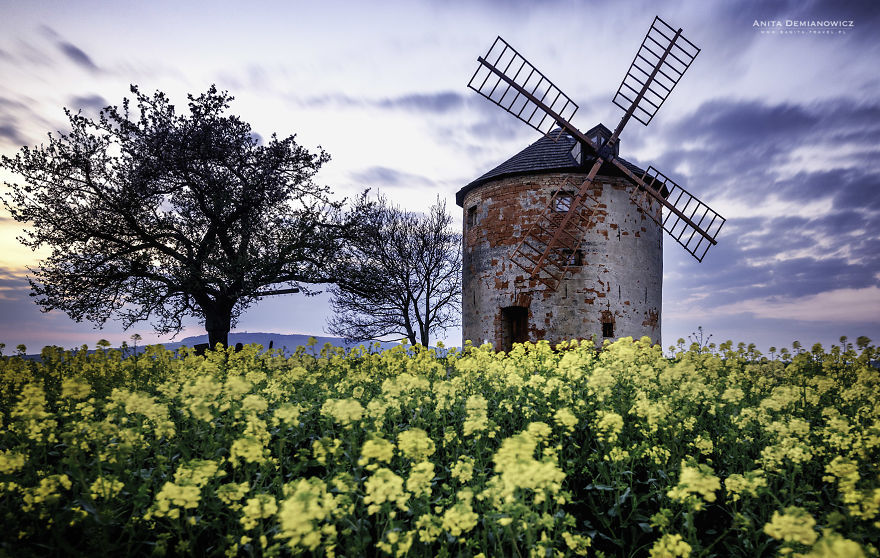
[204, 303, 233, 348]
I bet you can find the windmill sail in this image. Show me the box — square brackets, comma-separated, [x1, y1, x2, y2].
[612, 16, 700, 127]
[639, 166, 724, 261]
[468, 37, 580, 140]
[607, 157, 725, 261]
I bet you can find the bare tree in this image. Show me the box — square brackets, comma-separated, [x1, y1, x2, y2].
[1, 85, 362, 347]
[328, 196, 461, 346]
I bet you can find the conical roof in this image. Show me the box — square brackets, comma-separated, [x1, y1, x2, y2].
[455, 124, 644, 207]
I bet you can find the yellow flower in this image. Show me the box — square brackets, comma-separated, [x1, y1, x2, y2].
[760, 418, 813, 471]
[216, 482, 251, 509]
[649, 533, 692, 558]
[240, 493, 277, 530]
[763, 506, 817, 546]
[644, 446, 671, 466]
[415, 514, 443, 542]
[90, 476, 125, 500]
[720, 386, 744, 405]
[272, 403, 302, 427]
[630, 393, 669, 434]
[174, 459, 225, 487]
[330, 472, 355, 494]
[179, 375, 222, 422]
[363, 468, 408, 514]
[605, 447, 630, 463]
[463, 395, 489, 437]
[377, 529, 414, 557]
[277, 478, 338, 553]
[406, 461, 435, 498]
[117, 389, 176, 439]
[397, 428, 436, 461]
[650, 508, 673, 531]
[798, 531, 866, 558]
[724, 470, 767, 502]
[821, 456, 878, 519]
[667, 460, 720, 510]
[146, 482, 201, 519]
[485, 425, 566, 507]
[241, 394, 268, 415]
[441, 489, 479, 536]
[358, 438, 396, 471]
[0, 450, 27, 474]
[313, 437, 342, 466]
[321, 398, 365, 428]
[562, 532, 592, 555]
[230, 436, 270, 467]
[693, 435, 713, 456]
[554, 407, 578, 433]
[593, 411, 624, 444]
[451, 455, 475, 483]
[61, 377, 91, 400]
[224, 376, 253, 400]
[21, 474, 72, 513]
[11, 384, 58, 443]
[526, 421, 552, 441]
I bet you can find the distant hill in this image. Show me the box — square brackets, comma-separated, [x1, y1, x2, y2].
[168, 332, 402, 353]
[20, 333, 405, 360]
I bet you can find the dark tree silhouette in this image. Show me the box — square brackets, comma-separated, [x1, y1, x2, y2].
[1, 85, 359, 347]
[328, 196, 461, 346]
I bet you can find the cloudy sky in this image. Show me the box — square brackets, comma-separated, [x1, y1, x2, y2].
[1, 0, 878, 353]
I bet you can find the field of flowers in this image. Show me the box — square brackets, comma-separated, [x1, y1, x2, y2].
[0, 336, 878, 557]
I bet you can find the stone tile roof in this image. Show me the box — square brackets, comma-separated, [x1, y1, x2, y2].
[456, 125, 645, 207]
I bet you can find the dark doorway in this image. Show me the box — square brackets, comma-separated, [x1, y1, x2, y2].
[500, 306, 529, 352]
[602, 321, 615, 338]
[601, 310, 615, 339]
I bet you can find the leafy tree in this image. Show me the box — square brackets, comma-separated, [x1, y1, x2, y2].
[1, 85, 359, 347]
[327, 196, 461, 346]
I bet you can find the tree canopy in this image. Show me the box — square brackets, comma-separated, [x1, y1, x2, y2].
[327, 196, 461, 346]
[1, 85, 359, 346]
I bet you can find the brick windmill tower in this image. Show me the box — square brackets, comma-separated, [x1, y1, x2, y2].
[458, 18, 725, 351]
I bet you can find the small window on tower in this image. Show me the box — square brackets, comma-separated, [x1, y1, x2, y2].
[562, 249, 584, 267]
[602, 321, 614, 338]
[554, 192, 574, 213]
[467, 205, 477, 228]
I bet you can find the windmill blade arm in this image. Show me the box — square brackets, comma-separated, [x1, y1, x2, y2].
[468, 37, 596, 151]
[612, 16, 700, 128]
[609, 159, 725, 262]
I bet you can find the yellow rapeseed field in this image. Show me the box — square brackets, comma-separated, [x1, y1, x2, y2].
[0, 337, 878, 557]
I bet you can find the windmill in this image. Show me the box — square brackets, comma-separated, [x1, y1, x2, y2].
[467, 16, 724, 291]
[459, 16, 724, 349]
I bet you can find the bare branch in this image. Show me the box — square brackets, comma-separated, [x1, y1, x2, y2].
[328, 195, 461, 346]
